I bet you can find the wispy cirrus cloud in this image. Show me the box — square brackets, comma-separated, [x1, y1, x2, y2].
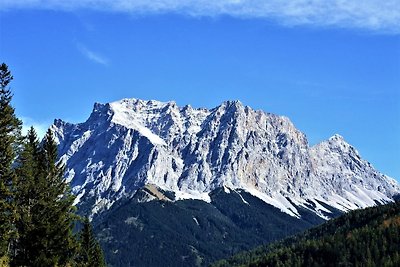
[77, 43, 108, 65]
[1, 0, 400, 34]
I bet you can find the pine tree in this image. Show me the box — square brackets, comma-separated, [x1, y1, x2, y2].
[0, 63, 105, 266]
[26, 129, 78, 267]
[13, 127, 41, 265]
[14, 127, 106, 266]
[0, 63, 21, 261]
[78, 217, 106, 267]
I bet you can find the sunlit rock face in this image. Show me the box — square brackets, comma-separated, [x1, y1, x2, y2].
[51, 98, 399, 218]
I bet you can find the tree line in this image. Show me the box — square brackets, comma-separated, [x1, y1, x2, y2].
[0, 63, 106, 267]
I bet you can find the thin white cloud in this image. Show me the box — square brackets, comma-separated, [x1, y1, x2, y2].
[20, 116, 49, 139]
[1, 1, 400, 33]
[77, 43, 108, 65]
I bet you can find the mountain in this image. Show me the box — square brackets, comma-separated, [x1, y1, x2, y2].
[51, 98, 399, 218]
[50, 98, 400, 266]
[213, 200, 400, 267]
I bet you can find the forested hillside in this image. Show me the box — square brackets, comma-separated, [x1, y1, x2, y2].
[213, 200, 400, 267]
[94, 187, 327, 267]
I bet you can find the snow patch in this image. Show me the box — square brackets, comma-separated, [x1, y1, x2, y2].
[109, 101, 166, 146]
[245, 188, 300, 218]
[73, 189, 85, 206]
[174, 190, 211, 203]
[223, 186, 231, 193]
[233, 189, 249, 205]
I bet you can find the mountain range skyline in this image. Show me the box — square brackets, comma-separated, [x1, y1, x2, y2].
[47, 95, 400, 182]
[51, 97, 399, 218]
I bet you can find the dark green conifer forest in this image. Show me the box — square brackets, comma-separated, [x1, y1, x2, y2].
[213, 200, 400, 267]
[0, 63, 106, 267]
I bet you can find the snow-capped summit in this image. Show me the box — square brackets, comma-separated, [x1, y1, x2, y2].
[51, 98, 400, 218]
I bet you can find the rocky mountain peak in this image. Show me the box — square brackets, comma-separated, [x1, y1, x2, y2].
[51, 98, 399, 218]
[327, 133, 353, 150]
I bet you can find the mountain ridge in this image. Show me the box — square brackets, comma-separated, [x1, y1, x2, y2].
[51, 97, 399, 218]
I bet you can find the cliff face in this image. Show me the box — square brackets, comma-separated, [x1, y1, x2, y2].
[51, 98, 399, 218]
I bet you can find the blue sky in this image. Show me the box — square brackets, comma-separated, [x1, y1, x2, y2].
[0, 1, 399, 180]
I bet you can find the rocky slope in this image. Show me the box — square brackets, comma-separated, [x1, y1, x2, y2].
[51, 98, 399, 218]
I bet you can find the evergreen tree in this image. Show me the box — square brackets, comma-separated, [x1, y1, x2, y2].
[13, 127, 41, 265]
[0, 63, 21, 261]
[78, 217, 106, 267]
[14, 128, 107, 266]
[26, 129, 78, 267]
[0, 63, 106, 266]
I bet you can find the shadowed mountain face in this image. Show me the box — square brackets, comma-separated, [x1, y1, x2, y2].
[93, 187, 332, 267]
[52, 98, 399, 218]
